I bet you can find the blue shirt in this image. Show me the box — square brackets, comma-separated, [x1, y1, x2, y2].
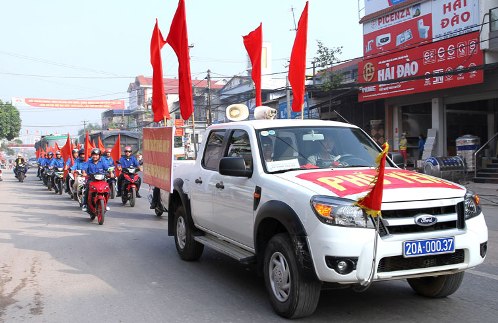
[49, 157, 64, 168]
[65, 157, 74, 167]
[102, 156, 115, 167]
[85, 159, 110, 175]
[118, 156, 140, 168]
[37, 157, 45, 165]
[42, 158, 53, 167]
[71, 158, 87, 171]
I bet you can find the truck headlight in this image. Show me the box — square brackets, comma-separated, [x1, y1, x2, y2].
[464, 191, 481, 220]
[311, 196, 374, 228]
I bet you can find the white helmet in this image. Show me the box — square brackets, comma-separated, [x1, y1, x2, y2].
[17, 153, 22, 157]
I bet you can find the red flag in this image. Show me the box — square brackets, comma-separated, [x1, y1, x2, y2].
[243, 23, 263, 107]
[84, 132, 93, 161]
[166, 0, 194, 121]
[288, 1, 309, 113]
[36, 149, 40, 158]
[60, 134, 72, 163]
[55, 142, 61, 152]
[111, 134, 122, 177]
[356, 143, 389, 217]
[97, 136, 105, 151]
[150, 19, 171, 122]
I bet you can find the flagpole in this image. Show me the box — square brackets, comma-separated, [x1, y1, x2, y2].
[191, 114, 197, 160]
[301, 103, 304, 120]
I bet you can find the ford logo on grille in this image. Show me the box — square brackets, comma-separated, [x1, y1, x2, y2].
[414, 214, 438, 226]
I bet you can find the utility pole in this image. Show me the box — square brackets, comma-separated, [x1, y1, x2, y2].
[286, 7, 298, 119]
[206, 69, 212, 126]
[83, 120, 88, 133]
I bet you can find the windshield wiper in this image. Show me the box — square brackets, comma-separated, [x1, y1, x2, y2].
[270, 167, 304, 174]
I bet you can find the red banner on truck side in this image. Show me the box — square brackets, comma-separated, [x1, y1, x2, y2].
[142, 127, 173, 192]
[358, 31, 483, 102]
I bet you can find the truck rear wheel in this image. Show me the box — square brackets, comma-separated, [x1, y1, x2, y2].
[263, 233, 321, 319]
[174, 205, 203, 261]
[407, 272, 464, 298]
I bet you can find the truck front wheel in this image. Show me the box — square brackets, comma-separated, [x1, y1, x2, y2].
[263, 233, 321, 319]
[407, 272, 464, 298]
[173, 205, 203, 261]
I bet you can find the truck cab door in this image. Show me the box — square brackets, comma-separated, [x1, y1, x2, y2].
[210, 130, 255, 248]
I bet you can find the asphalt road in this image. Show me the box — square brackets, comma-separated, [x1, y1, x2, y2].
[1, 170, 497, 322]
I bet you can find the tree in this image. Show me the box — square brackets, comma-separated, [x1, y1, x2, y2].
[313, 41, 343, 91]
[0, 100, 21, 141]
[77, 123, 102, 136]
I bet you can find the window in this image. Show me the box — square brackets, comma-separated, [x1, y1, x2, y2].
[202, 130, 226, 170]
[226, 130, 252, 169]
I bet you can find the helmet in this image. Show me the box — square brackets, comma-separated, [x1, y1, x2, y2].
[47, 152, 54, 156]
[55, 151, 61, 155]
[124, 146, 132, 153]
[105, 148, 112, 153]
[17, 153, 22, 157]
[78, 149, 85, 156]
[91, 148, 101, 156]
[72, 148, 79, 154]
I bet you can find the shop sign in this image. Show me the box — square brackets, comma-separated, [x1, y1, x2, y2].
[363, 0, 480, 56]
[11, 97, 125, 110]
[358, 31, 483, 102]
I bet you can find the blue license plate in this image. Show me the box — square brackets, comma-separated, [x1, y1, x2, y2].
[403, 237, 455, 258]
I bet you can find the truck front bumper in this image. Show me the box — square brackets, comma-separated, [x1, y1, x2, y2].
[307, 214, 488, 284]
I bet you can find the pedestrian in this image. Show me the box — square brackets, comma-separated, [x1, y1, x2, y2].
[399, 132, 408, 168]
[418, 134, 426, 160]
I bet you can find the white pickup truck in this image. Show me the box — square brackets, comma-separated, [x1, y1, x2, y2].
[160, 119, 488, 318]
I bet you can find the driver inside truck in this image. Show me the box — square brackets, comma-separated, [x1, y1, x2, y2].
[308, 136, 339, 167]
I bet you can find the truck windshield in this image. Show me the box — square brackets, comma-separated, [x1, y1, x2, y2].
[257, 126, 383, 173]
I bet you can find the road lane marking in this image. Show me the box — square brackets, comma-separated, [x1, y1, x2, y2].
[467, 269, 498, 281]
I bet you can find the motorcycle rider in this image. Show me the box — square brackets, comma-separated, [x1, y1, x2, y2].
[13, 153, 27, 178]
[42, 152, 54, 183]
[116, 146, 142, 198]
[37, 152, 46, 178]
[64, 148, 79, 193]
[81, 148, 113, 212]
[49, 151, 65, 193]
[102, 148, 115, 167]
[70, 149, 87, 198]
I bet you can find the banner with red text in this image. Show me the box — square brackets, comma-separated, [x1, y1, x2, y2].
[359, 31, 483, 102]
[12, 97, 125, 109]
[142, 127, 173, 192]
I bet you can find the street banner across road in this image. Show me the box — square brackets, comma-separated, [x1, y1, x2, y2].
[12, 97, 125, 109]
[142, 127, 173, 192]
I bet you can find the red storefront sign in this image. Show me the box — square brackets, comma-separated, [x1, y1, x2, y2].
[358, 31, 483, 102]
[174, 119, 184, 136]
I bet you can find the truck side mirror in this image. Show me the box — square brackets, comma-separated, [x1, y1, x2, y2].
[388, 152, 404, 168]
[219, 157, 252, 178]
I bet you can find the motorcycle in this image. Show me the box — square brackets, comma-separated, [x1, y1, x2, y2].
[121, 166, 139, 207]
[71, 170, 86, 206]
[86, 173, 110, 225]
[37, 165, 44, 180]
[107, 166, 117, 199]
[53, 167, 64, 194]
[15, 163, 27, 182]
[148, 186, 166, 217]
[44, 167, 54, 190]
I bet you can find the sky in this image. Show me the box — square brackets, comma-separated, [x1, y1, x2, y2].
[0, 0, 364, 139]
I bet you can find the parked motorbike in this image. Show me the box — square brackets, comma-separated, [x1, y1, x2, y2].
[53, 167, 64, 194]
[15, 163, 27, 182]
[107, 166, 117, 199]
[86, 173, 110, 225]
[44, 167, 54, 190]
[121, 166, 139, 207]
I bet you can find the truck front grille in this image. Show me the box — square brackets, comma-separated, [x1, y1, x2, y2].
[378, 203, 463, 236]
[377, 249, 464, 272]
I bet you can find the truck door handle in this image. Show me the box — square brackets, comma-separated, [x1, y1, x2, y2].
[215, 182, 224, 189]
[195, 178, 202, 184]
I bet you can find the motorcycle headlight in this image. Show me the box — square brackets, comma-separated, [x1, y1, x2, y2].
[311, 196, 374, 228]
[94, 174, 105, 181]
[464, 191, 481, 220]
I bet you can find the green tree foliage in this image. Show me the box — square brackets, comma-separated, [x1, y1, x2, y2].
[0, 100, 22, 141]
[313, 41, 343, 91]
[77, 123, 102, 136]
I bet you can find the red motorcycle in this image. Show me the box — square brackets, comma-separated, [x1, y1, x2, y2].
[86, 173, 110, 225]
[121, 166, 139, 207]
